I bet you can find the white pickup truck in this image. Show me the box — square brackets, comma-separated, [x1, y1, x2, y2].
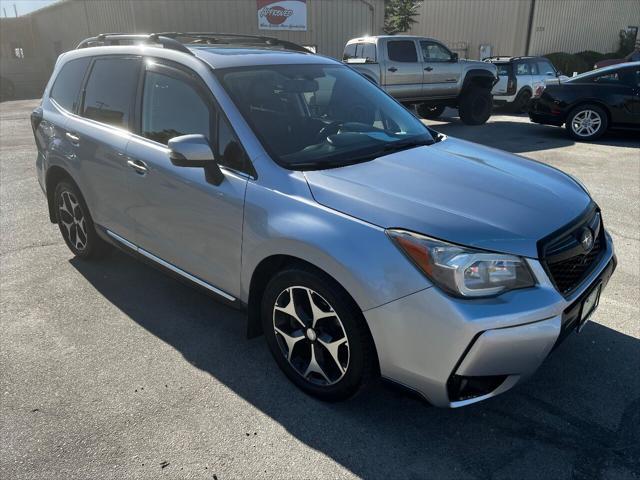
[344, 35, 498, 125]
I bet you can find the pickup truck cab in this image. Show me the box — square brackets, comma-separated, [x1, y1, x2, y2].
[344, 35, 498, 125]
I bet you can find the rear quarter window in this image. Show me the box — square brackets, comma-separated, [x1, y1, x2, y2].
[495, 63, 512, 76]
[50, 57, 91, 112]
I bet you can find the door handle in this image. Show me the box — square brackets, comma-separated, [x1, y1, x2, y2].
[388, 66, 398, 72]
[65, 131, 80, 145]
[127, 159, 148, 175]
[424, 66, 433, 71]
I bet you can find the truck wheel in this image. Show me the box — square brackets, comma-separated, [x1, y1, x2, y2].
[458, 86, 492, 125]
[417, 103, 445, 120]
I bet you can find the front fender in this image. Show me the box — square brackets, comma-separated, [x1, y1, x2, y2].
[240, 181, 430, 311]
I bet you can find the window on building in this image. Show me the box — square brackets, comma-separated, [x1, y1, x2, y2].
[141, 70, 211, 145]
[50, 57, 91, 112]
[82, 57, 140, 128]
[387, 41, 418, 62]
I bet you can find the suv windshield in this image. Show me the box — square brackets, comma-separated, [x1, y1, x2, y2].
[216, 64, 433, 169]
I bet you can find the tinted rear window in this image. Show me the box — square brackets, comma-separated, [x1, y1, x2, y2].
[50, 57, 90, 112]
[387, 41, 418, 62]
[82, 57, 140, 128]
[495, 63, 512, 76]
[344, 43, 376, 62]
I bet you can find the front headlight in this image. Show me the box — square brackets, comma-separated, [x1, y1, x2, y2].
[387, 229, 535, 297]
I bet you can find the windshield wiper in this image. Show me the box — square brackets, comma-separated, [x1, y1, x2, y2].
[382, 138, 434, 154]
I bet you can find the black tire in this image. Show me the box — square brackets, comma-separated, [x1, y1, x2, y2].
[261, 265, 377, 401]
[511, 89, 532, 113]
[565, 104, 608, 141]
[458, 86, 493, 125]
[54, 180, 111, 259]
[416, 103, 445, 119]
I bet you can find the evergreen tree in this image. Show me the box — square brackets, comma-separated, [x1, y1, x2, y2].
[384, 0, 421, 35]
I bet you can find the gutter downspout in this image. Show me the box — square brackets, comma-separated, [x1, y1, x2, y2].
[524, 0, 536, 56]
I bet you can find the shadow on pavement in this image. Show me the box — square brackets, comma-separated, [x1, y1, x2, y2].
[428, 110, 640, 154]
[71, 252, 640, 479]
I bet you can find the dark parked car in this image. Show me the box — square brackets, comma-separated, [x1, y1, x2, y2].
[529, 62, 640, 140]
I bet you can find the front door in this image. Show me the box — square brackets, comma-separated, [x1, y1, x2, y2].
[419, 40, 461, 97]
[125, 60, 249, 299]
[384, 39, 423, 99]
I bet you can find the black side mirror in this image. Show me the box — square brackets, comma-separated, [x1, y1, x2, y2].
[168, 134, 224, 185]
[450, 52, 459, 62]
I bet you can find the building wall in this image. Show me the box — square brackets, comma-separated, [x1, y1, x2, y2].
[408, 0, 533, 59]
[528, 0, 640, 55]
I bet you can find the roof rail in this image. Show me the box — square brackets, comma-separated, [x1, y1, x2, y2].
[156, 32, 311, 53]
[76, 33, 194, 55]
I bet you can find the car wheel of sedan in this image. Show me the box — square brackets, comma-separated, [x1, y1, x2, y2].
[54, 180, 111, 259]
[261, 266, 377, 401]
[417, 103, 446, 119]
[458, 86, 493, 125]
[566, 104, 608, 141]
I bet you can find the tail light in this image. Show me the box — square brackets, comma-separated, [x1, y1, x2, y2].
[507, 77, 516, 95]
[534, 84, 545, 97]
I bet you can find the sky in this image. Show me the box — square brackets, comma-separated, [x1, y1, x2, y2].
[0, 0, 58, 17]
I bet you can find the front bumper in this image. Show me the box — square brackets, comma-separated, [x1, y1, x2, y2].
[528, 98, 565, 126]
[364, 232, 616, 407]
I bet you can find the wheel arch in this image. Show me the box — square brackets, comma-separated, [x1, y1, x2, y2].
[461, 69, 497, 92]
[45, 165, 79, 223]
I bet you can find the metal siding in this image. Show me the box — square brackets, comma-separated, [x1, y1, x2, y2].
[528, 0, 640, 55]
[408, 0, 533, 59]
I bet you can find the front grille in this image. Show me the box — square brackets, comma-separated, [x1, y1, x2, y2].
[541, 209, 605, 296]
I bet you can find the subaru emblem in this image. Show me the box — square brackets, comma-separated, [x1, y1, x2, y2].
[580, 228, 594, 252]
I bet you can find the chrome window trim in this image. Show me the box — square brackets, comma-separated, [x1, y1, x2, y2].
[106, 229, 236, 302]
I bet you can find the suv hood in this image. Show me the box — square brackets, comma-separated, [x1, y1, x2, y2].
[304, 137, 591, 258]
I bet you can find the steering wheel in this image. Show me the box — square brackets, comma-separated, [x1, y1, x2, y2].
[314, 121, 344, 144]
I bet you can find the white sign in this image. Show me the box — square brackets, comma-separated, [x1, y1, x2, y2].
[257, 0, 307, 31]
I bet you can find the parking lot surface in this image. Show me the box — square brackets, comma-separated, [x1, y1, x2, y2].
[1, 100, 639, 480]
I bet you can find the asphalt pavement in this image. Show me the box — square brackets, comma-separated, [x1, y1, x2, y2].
[1, 100, 639, 479]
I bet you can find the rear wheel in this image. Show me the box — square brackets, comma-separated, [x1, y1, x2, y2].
[511, 89, 532, 113]
[566, 104, 608, 141]
[458, 86, 493, 125]
[261, 266, 376, 401]
[416, 103, 445, 119]
[54, 180, 111, 259]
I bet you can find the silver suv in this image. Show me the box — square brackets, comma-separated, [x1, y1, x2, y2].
[32, 33, 616, 407]
[486, 56, 565, 112]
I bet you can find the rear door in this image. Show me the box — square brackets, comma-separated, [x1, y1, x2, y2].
[492, 62, 513, 95]
[384, 39, 423, 99]
[514, 60, 533, 93]
[65, 55, 141, 241]
[419, 40, 461, 97]
[124, 60, 249, 298]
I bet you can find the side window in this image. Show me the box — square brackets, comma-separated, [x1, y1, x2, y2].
[342, 44, 356, 61]
[82, 57, 140, 128]
[141, 70, 211, 145]
[537, 60, 555, 75]
[590, 71, 623, 84]
[529, 61, 539, 75]
[387, 41, 418, 62]
[420, 41, 452, 62]
[50, 57, 90, 112]
[515, 62, 530, 75]
[353, 43, 376, 62]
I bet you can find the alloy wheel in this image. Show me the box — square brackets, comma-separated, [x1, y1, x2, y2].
[58, 190, 88, 251]
[272, 286, 349, 386]
[571, 110, 602, 137]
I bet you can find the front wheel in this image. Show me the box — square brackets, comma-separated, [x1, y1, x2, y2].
[261, 266, 377, 401]
[458, 86, 493, 125]
[566, 104, 608, 141]
[417, 103, 446, 119]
